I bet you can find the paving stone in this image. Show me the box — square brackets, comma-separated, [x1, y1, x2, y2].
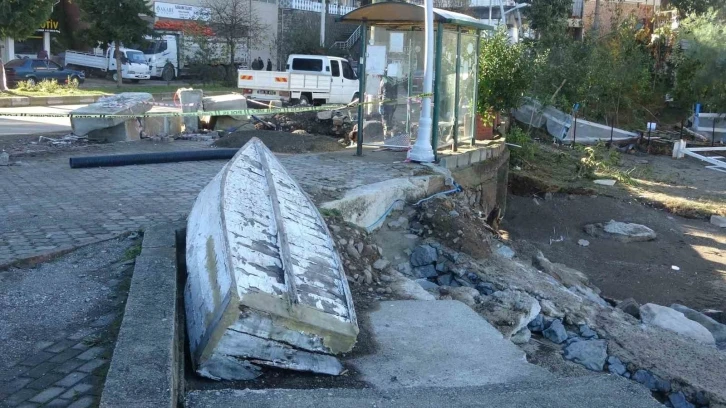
[29, 387, 65, 404]
[75, 347, 104, 361]
[46, 340, 77, 354]
[0, 377, 33, 395]
[76, 359, 107, 374]
[67, 396, 95, 408]
[59, 383, 93, 399]
[26, 373, 65, 390]
[48, 348, 84, 364]
[54, 372, 87, 388]
[25, 361, 58, 379]
[45, 398, 72, 408]
[16, 402, 41, 408]
[0, 145, 416, 266]
[18, 352, 54, 368]
[4, 388, 38, 406]
[52, 359, 85, 375]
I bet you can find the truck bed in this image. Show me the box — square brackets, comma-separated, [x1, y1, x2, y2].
[65, 50, 108, 70]
[238, 70, 330, 93]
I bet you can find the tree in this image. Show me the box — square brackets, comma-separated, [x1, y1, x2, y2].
[672, 10, 726, 115]
[78, 0, 154, 87]
[202, 0, 264, 67]
[477, 28, 532, 124]
[669, 0, 722, 16]
[0, 0, 56, 91]
[522, 0, 572, 42]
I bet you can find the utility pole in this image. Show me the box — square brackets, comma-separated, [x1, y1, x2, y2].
[320, 0, 326, 48]
[407, 0, 435, 162]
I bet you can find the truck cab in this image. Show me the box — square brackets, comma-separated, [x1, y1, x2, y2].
[142, 34, 179, 81]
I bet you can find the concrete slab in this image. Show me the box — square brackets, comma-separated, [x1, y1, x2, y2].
[70, 93, 152, 137]
[186, 375, 662, 408]
[202, 94, 247, 121]
[349, 300, 550, 389]
[179, 89, 203, 132]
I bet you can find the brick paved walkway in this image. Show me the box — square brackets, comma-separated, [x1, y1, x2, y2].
[0, 141, 420, 267]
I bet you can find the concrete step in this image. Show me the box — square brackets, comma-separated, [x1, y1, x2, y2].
[186, 375, 662, 408]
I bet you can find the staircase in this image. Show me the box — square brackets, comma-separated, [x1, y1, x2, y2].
[331, 24, 361, 52]
[187, 301, 663, 408]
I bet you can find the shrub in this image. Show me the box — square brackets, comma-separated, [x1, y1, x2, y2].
[507, 125, 536, 167]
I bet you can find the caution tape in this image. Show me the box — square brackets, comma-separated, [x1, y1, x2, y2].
[0, 92, 433, 119]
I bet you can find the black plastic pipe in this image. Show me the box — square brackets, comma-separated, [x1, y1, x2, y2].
[69, 149, 239, 168]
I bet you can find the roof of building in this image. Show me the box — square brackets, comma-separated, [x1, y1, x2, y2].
[338, 2, 494, 30]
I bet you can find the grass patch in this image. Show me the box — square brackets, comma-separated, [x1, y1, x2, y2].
[320, 208, 342, 218]
[123, 243, 142, 261]
[510, 135, 726, 219]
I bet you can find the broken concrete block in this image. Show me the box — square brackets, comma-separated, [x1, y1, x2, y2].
[584, 220, 657, 243]
[202, 93, 248, 121]
[639, 303, 715, 345]
[143, 115, 183, 137]
[710, 215, 726, 228]
[179, 88, 203, 132]
[71, 92, 152, 140]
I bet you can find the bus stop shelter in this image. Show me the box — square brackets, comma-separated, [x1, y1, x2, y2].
[339, 3, 493, 158]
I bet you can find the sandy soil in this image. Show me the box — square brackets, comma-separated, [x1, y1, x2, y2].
[502, 193, 726, 312]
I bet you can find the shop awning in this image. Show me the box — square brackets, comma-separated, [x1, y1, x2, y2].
[337, 3, 494, 30]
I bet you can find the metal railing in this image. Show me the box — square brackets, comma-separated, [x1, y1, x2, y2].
[278, 0, 356, 15]
[331, 24, 361, 50]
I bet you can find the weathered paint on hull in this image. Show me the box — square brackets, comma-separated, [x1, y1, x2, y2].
[185, 137, 358, 380]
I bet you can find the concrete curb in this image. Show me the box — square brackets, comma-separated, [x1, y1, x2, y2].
[100, 223, 184, 408]
[0, 90, 234, 108]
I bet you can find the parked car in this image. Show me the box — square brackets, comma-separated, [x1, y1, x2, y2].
[3, 58, 86, 87]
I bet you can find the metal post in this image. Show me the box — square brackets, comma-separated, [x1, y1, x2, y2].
[647, 127, 651, 147]
[356, 22, 367, 157]
[430, 22, 444, 160]
[407, 0, 436, 163]
[609, 117, 614, 147]
[712, 117, 717, 147]
[320, 0, 326, 48]
[453, 27, 462, 152]
[572, 112, 577, 146]
[406, 33, 412, 136]
[680, 118, 684, 140]
[472, 29, 480, 146]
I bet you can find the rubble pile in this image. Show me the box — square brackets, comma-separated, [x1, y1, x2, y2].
[344, 192, 726, 408]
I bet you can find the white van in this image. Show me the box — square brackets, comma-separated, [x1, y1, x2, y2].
[237, 54, 359, 105]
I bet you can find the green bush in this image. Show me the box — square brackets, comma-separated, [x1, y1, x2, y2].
[506, 125, 536, 167]
[36, 79, 61, 93]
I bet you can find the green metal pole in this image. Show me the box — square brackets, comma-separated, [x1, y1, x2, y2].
[453, 27, 462, 152]
[472, 29, 481, 146]
[431, 22, 444, 161]
[356, 22, 367, 157]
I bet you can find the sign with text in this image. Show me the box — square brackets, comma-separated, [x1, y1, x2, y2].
[154, 1, 210, 21]
[38, 19, 60, 33]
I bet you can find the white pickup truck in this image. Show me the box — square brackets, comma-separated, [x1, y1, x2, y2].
[237, 54, 359, 106]
[65, 46, 151, 82]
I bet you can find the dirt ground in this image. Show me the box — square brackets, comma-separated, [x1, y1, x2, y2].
[502, 193, 726, 312]
[213, 130, 345, 154]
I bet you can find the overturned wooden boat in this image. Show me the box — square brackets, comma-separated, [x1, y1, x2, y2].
[184, 138, 358, 381]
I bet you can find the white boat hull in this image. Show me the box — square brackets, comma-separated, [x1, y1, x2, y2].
[184, 138, 358, 380]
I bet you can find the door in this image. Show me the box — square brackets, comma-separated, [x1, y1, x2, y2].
[30, 60, 50, 82]
[341, 60, 359, 102]
[328, 60, 346, 104]
[46, 61, 66, 82]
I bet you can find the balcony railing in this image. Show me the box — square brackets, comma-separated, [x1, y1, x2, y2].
[279, 0, 357, 15]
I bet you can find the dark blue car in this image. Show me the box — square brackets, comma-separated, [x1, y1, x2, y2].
[4, 58, 86, 87]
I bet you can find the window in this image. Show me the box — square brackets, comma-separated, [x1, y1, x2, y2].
[342, 60, 357, 80]
[31, 60, 47, 69]
[47, 61, 61, 70]
[291, 58, 323, 72]
[331, 60, 340, 77]
[6, 60, 25, 68]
